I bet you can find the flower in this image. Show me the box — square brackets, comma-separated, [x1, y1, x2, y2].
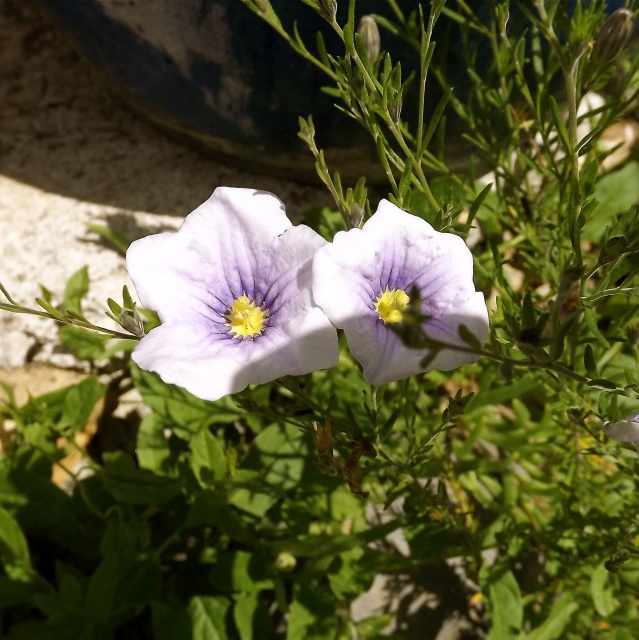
[126, 187, 339, 401]
[603, 412, 639, 451]
[312, 200, 489, 385]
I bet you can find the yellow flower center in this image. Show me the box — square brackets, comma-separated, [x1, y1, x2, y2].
[374, 286, 409, 324]
[224, 295, 268, 339]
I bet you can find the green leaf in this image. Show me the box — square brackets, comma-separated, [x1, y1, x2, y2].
[102, 452, 183, 505]
[584, 161, 639, 242]
[583, 344, 598, 379]
[286, 584, 336, 640]
[190, 428, 227, 486]
[136, 413, 171, 472]
[58, 326, 111, 361]
[458, 323, 482, 350]
[114, 559, 162, 622]
[63, 266, 90, 319]
[0, 505, 30, 566]
[189, 595, 231, 640]
[186, 490, 228, 528]
[233, 592, 274, 640]
[548, 96, 571, 157]
[86, 223, 130, 255]
[327, 547, 375, 601]
[130, 365, 241, 436]
[209, 551, 274, 593]
[525, 593, 578, 640]
[583, 305, 610, 348]
[99, 518, 138, 569]
[152, 600, 193, 640]
[591, 562, 617, 617]
[60, 376, 106, 434]
[241, 423, 308, 491]
[588, 378, 618, 390]
[7, 470, 87, 554]
[4, 618, 87, 640]
[273, 518, 404, 559]
[84, 552, 120, 624]
[486, 566, 522, 639]
[0, 575, 40, 608]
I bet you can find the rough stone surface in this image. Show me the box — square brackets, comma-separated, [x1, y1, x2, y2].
[0, 0, 331, 372]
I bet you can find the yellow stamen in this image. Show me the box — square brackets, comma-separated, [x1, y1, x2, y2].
[374, 286, 409, 324]
[224, 295, 267, 339]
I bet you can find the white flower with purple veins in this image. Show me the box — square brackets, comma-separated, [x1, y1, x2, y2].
[126, 187, 339, 401]
[604, 412, 639, 451]
[312, 200, 489, 385]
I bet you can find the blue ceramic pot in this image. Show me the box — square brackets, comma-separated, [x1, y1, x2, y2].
[33, 0, 626, 182]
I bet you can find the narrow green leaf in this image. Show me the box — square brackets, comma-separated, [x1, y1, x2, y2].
[86, 223, 130, 254]
[398, 159, 413, 202]
[583, 305, 610, 347]
[458, 323, 482, 350]
[588, 378, 618, 390]
[583, 344, 598, 379]
[122, 285, 135, 309]
[35, 298, 65, 320]
[315, 31, 329, 67]
[549, 95, 571, 155]
[521, 292, 535, 328]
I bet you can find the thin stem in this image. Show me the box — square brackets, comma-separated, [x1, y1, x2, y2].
[416, 7, 438, 151]
[405, 330, 635, 398]
[564, 58, 584, 268]
[0, 301, 138, 341]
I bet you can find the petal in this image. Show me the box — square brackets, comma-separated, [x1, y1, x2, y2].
[126, 188, 291, 322]
[313, 200, 488, 385]
[603, 412, 639, 443]
[133, 306, 338, 402]
[128, 190, 338, 401]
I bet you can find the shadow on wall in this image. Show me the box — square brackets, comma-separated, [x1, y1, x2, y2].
[0, 0, 331, 218]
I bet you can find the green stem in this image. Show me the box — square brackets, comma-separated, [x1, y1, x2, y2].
[0, 302, 138, 341]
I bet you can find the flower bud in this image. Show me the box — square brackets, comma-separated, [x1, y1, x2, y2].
[347, 202, 364, 229]
[388, 88, 403, 123]
[320, 0, 337, 23]
[275, 552, 297, 573]
[592, 9, 634, 65]
[357, 16, 381, 63]
[119, 307, 145, 337]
